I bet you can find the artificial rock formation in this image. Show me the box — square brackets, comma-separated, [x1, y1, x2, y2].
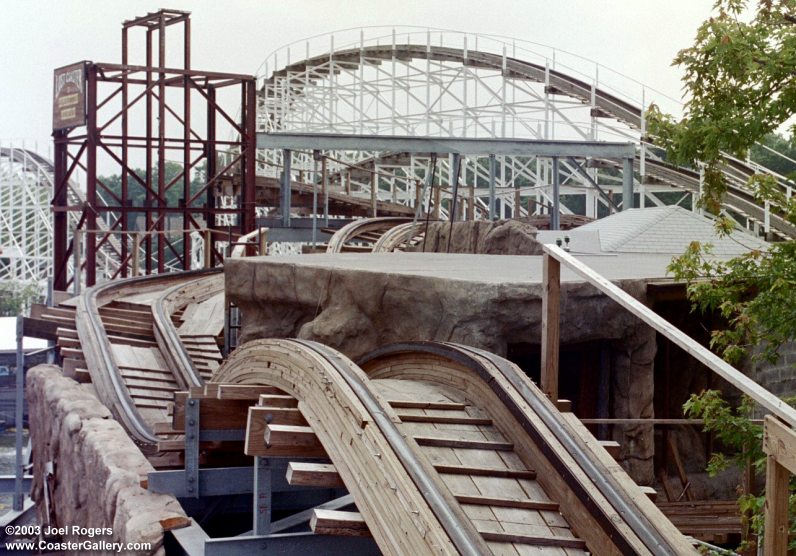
[27, 365, 187, 555]
[226, 255, 657, 483]
[414, 219, 544, 255]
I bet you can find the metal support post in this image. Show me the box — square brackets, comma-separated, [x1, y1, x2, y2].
[371, 171, 378, 217]
[132, 232, 141, 276]
[14, 316, 24, 511]
[185, 399, 200, 498]
[488, 154, 497, 220]
[312, 151, 320, 248]
[446, 153, 462, 253]
[449, 153, 461, 222]
[281, 149, 292, 228]
[203, 230, 211, 268]
[223, 302, 231, 358]
[414, 155, 436, 222]
[551, 157, 560, 231]
[85, 66, 98, 286]
[254, 457, 272, 536]
[622, 156, 634, 211]
[322, 156, 329, 227]
[72, 229, 81, 295]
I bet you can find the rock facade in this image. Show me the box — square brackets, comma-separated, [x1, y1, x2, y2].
[27, 365, 187, 555]
[414, 220, 544, 255]
[226, 257, 657, 483]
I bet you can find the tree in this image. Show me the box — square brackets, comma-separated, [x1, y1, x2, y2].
[647, 2, 796, 550]
[98, 161, 207, 209]
[683, 390, 796, 552]
[750, 133, 796, 179]
[0, 281, 43, 317]
[648, 0, 796, 365]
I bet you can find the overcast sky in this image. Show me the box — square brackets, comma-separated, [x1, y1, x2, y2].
[0, 0, 716, 154]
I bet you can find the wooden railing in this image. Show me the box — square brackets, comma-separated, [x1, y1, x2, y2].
[541, 243, 796, 555]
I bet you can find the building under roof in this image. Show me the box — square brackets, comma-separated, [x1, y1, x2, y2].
[537, 206, 769, 256]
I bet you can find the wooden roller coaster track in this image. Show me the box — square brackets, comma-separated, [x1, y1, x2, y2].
[212, 338, 696, 555]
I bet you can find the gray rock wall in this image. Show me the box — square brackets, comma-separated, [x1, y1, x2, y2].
[414, 220, 544, 255]
[226, 257, 657, 483]
[27, 365, 187, 555]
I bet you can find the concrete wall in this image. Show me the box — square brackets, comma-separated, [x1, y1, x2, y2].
[750, 340, 796, 399]
[27, 365, 187, 555]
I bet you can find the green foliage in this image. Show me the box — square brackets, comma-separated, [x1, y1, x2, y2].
[649, 1, 796, 365]
[750, 133, 796, 180]
[684, 390, 763, 474]
[650, 2, 796, 551]
[647, 0, 796, 218]
[667, 241, 796, 365]
[0, 281, 43, 317]
[98, 161, 206, 208]
[684, 390, 796, 551]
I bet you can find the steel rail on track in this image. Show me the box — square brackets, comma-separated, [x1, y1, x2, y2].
[79, 268, 221, 446]
[358, 341, 678, 556]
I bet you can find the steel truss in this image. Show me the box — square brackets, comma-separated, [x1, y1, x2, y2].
[52, 10, 257, 291]
[255, 28, 794, 237]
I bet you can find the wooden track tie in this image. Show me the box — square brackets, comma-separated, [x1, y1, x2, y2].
[480, 531, 587, 549]
[414, 436, 513, 451]
[432, 464, 536, 480]
[397, 414, 492, 425]
[387, 400, 466, 410]
[454, 494, 559, 511]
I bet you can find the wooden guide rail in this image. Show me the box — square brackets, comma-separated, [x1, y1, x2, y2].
[540, 243, 796, 555]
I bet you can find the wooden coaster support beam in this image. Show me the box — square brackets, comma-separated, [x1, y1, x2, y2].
[763, 415, 796, 556]
[540, 252, 560, 400]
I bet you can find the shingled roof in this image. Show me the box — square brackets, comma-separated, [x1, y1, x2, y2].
[575, 206, 768, 255]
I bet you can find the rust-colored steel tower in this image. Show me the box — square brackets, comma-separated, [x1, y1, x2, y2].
[53, 9, 256, 290]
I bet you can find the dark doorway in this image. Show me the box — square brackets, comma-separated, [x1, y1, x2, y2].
[506, 340, 610, 420]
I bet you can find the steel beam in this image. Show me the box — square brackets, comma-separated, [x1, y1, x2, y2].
[147, 463, 323, 498]
[52, 133, 69, 291]
[253, 457, 272, 536]
[85, 66, 98, 287]
[14, 317, 24, 511]
[622, 157, 634, 210]
[551, 157, 560, 231]
[488, 154, 497, 220]
[281, 149, 292, 228]
[258, 132, 635, 158]
[184, 399, 200, 498]
[0, 476, 32, 495]
[168, 522, 209, 556]
[204, 532, 380, 556]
